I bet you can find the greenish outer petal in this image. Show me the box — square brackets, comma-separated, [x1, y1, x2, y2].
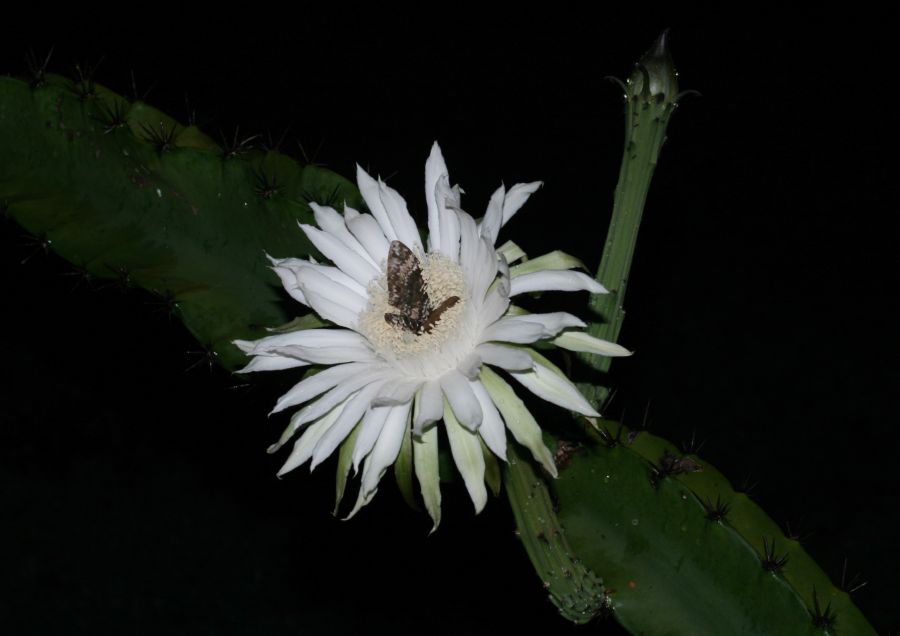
[394, 416, 418, 510]
[481, 439, 502, 497]
[480, 366, 557, 478]
[443, 399, 487, 513]
[513, 348, 599, 417]
[509, 250, 586, 278]
[552, 331, 632, 357]
[496, 240, 526, 264]
[413, 424, 442, 533]
[334, 421, 363, 514]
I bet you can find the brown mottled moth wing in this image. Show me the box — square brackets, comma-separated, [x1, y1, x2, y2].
[421, 296, 459, 334]
[385, 241, 432, 334]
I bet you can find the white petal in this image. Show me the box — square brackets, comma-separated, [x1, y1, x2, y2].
[440, 369, 483, 431]
[296, 267, 368, 316]
[269, 263, 308, 305]
[310, 202, 379, 269]
[311, 379, 388, 470]
[269, 256, 369, 299]
[298, 286, 360, 330]
[480, 317, 545, 344]
[277, 401, 347, 476]
[236, 354, 310, 374]
[371, 378, 419, 406]
[360, 402, 411, 498]
[425, 142, 448, 252]
[436, 175, 461, 261]
[474, 343, 534, 371]
[356, 165, 399, 242]
[444, 400, 487, 513]
[501, 181, 542, 226]
[469, 380, 507, 460]
[552, 331, 633, 357]
[351, 405, 392, 472]
[346, 401, 412, 518]
[480, 367, 556, 477]
[509, 270, 608, 296]
[507, 312, 586, 337]
[299, 223, 380, 286]
[244, 328, 367, 356]
[414, 380, 443, 435]
[479, 184, 505, 245]
[457, 352, 483, 380]
[511, 354, 599, 417]
[293, 367, 391, 428]
[346, 213, 391, 265]
[480, 284, 510, 329]
[270, 362, 370, 415]
[377, 179, 423, 253]
[275, 339, 377, 365]
[413, 423, 441, 532]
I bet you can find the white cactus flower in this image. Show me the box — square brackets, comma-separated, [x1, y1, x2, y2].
[235, 142, 630, 529]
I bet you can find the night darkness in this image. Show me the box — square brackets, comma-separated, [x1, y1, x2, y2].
[1, 12, 897, 635]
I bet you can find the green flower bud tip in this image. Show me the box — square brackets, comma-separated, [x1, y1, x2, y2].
[627, 29, 680, 104]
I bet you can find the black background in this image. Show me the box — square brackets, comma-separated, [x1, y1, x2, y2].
[1, 10, 897, 635]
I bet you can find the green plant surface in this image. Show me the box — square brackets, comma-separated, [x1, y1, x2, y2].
[0, 73, 362, 369]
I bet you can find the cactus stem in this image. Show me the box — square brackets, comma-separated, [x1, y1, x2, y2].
[810, 587, 838, 630]
[92, 97, 129, 134]
[139, 120, 180, 153]
[702, 495, 731, 523]
[253, 166, 280, 200]
[761, 536, 790, 572]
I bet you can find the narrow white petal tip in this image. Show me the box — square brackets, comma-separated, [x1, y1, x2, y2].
[266, 443, 280, 454]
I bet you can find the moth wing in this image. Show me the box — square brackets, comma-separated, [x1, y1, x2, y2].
[387, 240, 431, 323]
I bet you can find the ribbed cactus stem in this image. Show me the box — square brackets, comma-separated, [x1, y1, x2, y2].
[584, 30, 680, 382]
[505, 444, 607, 624]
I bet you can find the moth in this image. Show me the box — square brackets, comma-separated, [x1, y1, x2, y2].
[384, 240, 459, 335]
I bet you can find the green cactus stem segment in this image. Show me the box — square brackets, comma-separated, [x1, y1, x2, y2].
[0, 73, 362, 369]
[583, 31, 680, 387]
[504, 444, 608, 624]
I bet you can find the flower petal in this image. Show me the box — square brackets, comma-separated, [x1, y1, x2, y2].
[505, 312, 586, 337]
[510, 349, 599, 417]
[469, 379, 507, 460]
[480, 367, 557, 477]
[440, 369, 483, 431]
[351, 405, 392, 472]
[479, 184, 506, 246]
[414, 380, 443, 435]
[293, 367, 391, 429]
[552, 331, 633, 357]
[236, 355, 309, 374]
[425, 142, 449, 252]
[277, 401, 347, 476]
[509, 270, 608, 296]
[501, 181, 542, 227]
[296, 267, 368, 315]
[413, 423, 441, 532]
[311, 379, 388, 470]
[377, 179, 423, 253]
[345, 401, 412, 518]
[479, 317, 545, 345]
[436, 175, 461, 261]
[270, 362, 370, 415]
[310, 202, 379, 269]
[299, 222, 380, 286]
[444, 399, 488, 513]
[346, 212, 391, 266]
[242, 328, 368, 357]
[474, 343, 534, 372]
[508, 250, 586, 278]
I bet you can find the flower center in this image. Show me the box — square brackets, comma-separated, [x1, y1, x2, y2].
[358, 250, 472, 378]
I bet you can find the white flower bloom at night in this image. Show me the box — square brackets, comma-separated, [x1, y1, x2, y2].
[235, 142, 630, 528]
